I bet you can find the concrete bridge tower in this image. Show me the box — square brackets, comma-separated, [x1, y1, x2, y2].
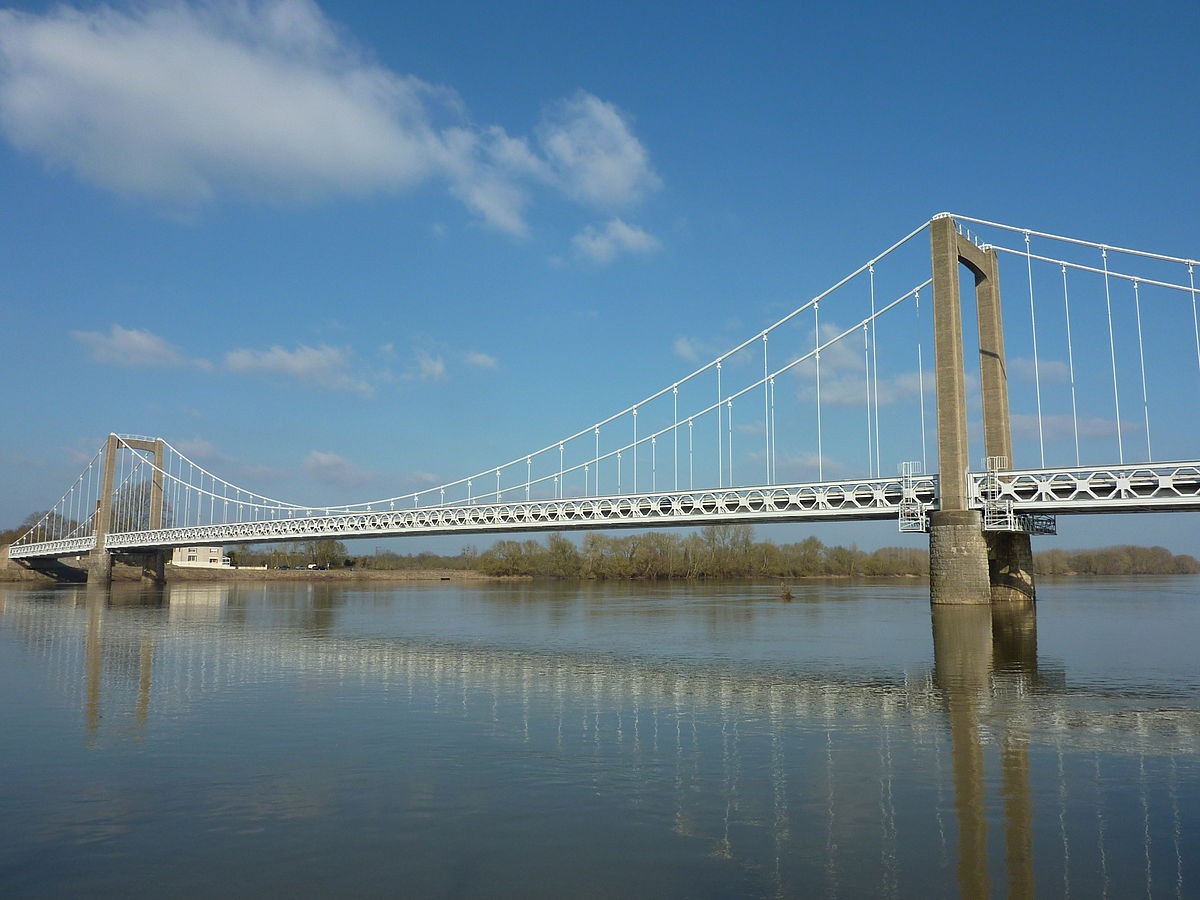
[928, 215, 1035, 604]
[87, 435, 167, 587]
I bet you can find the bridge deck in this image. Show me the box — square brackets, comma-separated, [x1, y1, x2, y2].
[8, 461, 1200, 559]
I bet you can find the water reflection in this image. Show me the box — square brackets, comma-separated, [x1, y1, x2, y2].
[932, 604, 1038, 899]
[0, 583, 1196, 897]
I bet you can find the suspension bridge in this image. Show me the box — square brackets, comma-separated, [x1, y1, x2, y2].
[7, 213, 1200, 601]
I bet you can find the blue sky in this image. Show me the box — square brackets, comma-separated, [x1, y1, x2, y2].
[1, 0, 1198, 553]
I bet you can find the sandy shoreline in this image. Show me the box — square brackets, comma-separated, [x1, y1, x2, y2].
[0, 556, 505, 584]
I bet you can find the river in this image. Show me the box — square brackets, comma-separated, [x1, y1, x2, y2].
[1, 577, 1196, 898]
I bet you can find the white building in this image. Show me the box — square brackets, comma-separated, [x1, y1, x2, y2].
[171, 546, 232, 568]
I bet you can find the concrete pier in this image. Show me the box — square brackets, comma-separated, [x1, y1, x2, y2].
[928, 510, 991, 605]
[987, 532, 1036, 603]
[86, 548, 113, 586]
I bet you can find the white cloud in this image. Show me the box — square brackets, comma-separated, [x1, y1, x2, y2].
[0, 2, 659, 236]
[71, 324, 209, 368]
[572, 218, 660, 263]
[463, 350, 498, 369]
[413, 348, 446, 381]
[225, 343, 371, 392]
[538, 92, 660, 207]
[0, 2, 442, 204]
[302, 450, 373, 487]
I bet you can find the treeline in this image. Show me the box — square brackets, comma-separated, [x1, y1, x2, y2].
[401, 531, 1200, 580]
[1034, 545, 1200, 576]
[227, 539, 356, 569]
[0, 511, 59, 546]
[475, 526, 930, 579]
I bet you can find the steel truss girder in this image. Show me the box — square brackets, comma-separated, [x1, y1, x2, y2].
[5, 536, 97, 559]
[98, 478, 937, 550]
[968, 461, 1200, 514]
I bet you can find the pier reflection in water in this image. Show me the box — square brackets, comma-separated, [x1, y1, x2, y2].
[0, 580, 1196, 898]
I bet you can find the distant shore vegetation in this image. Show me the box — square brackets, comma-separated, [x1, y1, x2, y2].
[213, 526, 1200, 580]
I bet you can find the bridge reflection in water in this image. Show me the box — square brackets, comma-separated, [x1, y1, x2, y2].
[0, 585, 1195, 898]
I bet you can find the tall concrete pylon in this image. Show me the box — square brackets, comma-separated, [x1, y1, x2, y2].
[929, 215, 1035, 604]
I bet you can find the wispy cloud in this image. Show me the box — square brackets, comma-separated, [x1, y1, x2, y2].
[302, 450, 374, 487]
[175, 437, 218, 460]
[1010, 356, 1071, 384]
[175, 437, 277, 479]
[1011, 413, 1131, 440]
[463, 350, 498, 370]
[225, 343, 372, 393]
[0, 2, 658, 236]
[793, 321, 928, 408]
[770, 451, 849, 482]
[572, 218, 660, 263]
[672, 336, 709, 363]
[71, 324, 210, 369]
[413, 348, 446, 381]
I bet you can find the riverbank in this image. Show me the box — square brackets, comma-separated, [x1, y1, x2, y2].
[165, 565, 496, 583]
[0, 553, 503, 584]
